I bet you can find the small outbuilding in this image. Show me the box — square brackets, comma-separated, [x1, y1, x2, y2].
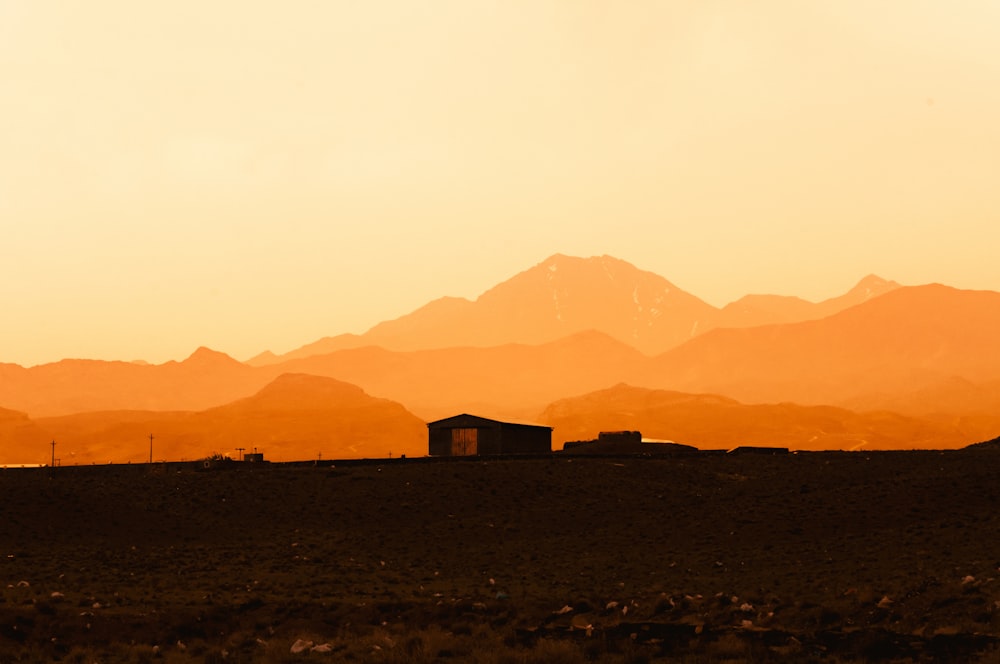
[427, 414, 552, 456]
[562, 430, 699, 455]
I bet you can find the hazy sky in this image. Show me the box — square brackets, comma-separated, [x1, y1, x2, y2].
[3, 1, 999, 366]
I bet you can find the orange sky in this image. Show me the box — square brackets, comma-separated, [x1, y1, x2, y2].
[2, 1, 999, 367]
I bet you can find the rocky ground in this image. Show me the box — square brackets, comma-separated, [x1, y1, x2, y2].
[2, 450, 1000, 662]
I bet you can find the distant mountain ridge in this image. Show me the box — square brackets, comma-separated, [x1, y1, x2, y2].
[719, 274, 899, 328]
[539, 384, 974, 451]
[273, 330, 649, 421]
[0, 347, 282, 417]
[7, 254, 1000, 461]
[640, 283, 1000, 408]
[5, 374, 427, 465]
[251, 255, 901, 363]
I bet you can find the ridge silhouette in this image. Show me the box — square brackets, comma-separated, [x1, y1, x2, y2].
[252, 255, 900, 364]
[2, 255, 998, 462]
[15, 374, 425, 465]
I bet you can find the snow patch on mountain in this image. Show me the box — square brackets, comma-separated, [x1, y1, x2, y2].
[546, 265, 565, 322]
[601, 259, 615, 282]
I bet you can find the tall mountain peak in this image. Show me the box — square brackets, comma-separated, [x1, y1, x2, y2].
[262, 254, 914, 362]
[461, 254, 714, 353]
[183, 347, 240, 366]
[849, 274, 901, 299]
[539, 253, 634, 270]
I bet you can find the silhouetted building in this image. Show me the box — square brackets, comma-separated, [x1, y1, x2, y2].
[244, 452, 265, 463]
[598, 430, 642, 445]
[563, 431, 699, 455]
[427, 414, 552, 456]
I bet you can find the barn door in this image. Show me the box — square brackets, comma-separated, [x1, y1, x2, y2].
[451, 428, 478, 455]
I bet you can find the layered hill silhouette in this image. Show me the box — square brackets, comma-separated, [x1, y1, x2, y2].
[263, 281, 1000, 450]
[540, 384, 974, 452]
[0, 407, 50, 463]
[718, 274, 899, 328]
[272, 330, 649, 421]
[8, 374, 426, 465]
[0, 254, 907, 422]
[0, 347, 281, 417]
[639, 284, 1000, 420]
[3, 254, 999, 461]
[0, 332, 646, 424]
[250, 254, 900, 363]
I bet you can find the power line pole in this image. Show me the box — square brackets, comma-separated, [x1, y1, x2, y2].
[51, 440, 55, 467]
[235, 447, 245, 461]
[148, 433, 154, 464]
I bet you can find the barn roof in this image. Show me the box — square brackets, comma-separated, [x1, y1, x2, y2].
[426, 413, 552, 430]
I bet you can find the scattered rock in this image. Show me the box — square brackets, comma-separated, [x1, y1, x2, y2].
[290, 639, 314, 654]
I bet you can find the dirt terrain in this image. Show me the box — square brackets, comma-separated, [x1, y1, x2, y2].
[2, 451, 1000, 662]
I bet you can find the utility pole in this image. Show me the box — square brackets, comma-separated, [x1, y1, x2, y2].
[51, 440, 55, 467]
[148, 433, 154, 464]
[235, 447, 245, 462]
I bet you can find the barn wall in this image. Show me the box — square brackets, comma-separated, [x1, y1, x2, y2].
[476, 426, 504, 455]
[427, 416, 552, 456]
[428, 427, 453, 456]
[498, 423, 552, 454]
[428, 423, 502, 456]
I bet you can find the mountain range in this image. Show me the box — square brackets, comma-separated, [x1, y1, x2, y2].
[249, 254, 900, 362]
[17, 374, 426, 465]
[0, 347, 270, 417]
[638, 283, 1000, 408]
[540, 384, 973, 452]
[2, 254, 998, 463]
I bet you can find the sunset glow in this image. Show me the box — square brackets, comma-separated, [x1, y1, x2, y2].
[3, 1, 1000, 366]
[6, 8, 1000, 658]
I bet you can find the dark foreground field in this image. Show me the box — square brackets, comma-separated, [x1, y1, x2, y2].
[3, 451, 1000, 662]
